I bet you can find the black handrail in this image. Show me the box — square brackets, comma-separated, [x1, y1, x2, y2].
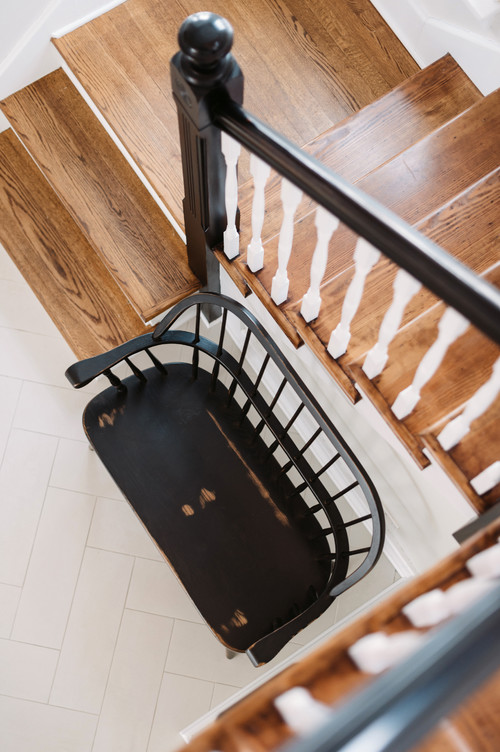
[282, 580, 500, 752]
[213, 96, 500, 347]
[171, 12, 500, 347]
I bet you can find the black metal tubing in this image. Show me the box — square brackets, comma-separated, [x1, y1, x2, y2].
[282, 580, 500, 752]
[211, 96, 500, 346]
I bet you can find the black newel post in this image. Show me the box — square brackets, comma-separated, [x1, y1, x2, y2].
[171, 12, 244, 294]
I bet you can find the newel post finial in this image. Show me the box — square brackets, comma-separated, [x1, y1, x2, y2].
[171, 13, 243, 292]
[177, 12, 234, 85]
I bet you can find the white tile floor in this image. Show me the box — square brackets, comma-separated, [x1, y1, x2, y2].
[0, 242, 399, 752]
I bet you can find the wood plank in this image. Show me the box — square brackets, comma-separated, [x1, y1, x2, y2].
[236, 54, 483, 252]
[0, 129, 149, 359]
[243, 89, 500, 320]
[341, 265, 499, 466]
[360, 265, 500, 438]
[423, 396, 500, 513]
[53, 0, 418, 227]
[181, 518, 500, 752]
[295, 168, 500, 370]
[1, 69, 199, 322]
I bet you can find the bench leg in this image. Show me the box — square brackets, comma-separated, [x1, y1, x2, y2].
[225, 648, 237, 660]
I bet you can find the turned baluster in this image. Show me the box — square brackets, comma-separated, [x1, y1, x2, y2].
[271, 178, 302, 305]
[301, 207, 339, 323]
[222, 132, 241, 259]
[363, 269, 422, 379]
[471, 462, 500, 496]
[438, 357, 500, 450]
[328, 238, 380, 359]
[247, 154, 271, 272]
[392, 307, 469, 419]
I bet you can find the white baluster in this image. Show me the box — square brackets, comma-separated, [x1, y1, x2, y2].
[247, 155, 271, 272]
[327, 238, 380, 358]
[271, 178, 302, 305]
[362, 269, 422, 379]
[437, 357, 500, 450]
[221, 132, 241, 259]
[471, 461, 500, 495]
[392, 307, 469, 420]
[300, 208, 339, 322]
[274, 688, 330, 736]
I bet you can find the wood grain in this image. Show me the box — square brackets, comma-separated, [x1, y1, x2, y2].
[181, 518, 500, 752]
[53, 0, 418, 227]
[364, 265, 500, 436]
[424, 395, 500, 513]
[1, 69, 199, 321]
[236, 54, 483, 253]
[0, 129, 149, 359]
[297, 168, 500, 368]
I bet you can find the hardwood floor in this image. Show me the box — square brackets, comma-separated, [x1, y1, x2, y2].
[1, 69, 199, 321]
[53, 0, 419, 227]
[0, 130, 149, 359]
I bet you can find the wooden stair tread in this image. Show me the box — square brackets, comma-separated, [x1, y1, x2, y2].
[358, 264, 500, 436]
[232, 88, 500, 333]
[236, 54, 483, 251]
[423, 396, 500, 513]
[1, 68, 199, 321]
[345, 263, 500, 469]
[180, 518, 500, 752]
[295, 168, 500, 366]
[0, 129, 149, 359]
[53, 0, 418, 228]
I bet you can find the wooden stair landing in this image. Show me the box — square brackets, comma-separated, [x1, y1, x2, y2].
[0, 130, 148, 359]
[53, 0, 418, 228]
[0, 68, 199, 322]
[179, 517, 500, 752]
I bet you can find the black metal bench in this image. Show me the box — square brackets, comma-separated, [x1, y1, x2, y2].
[66, 293, 384, 665]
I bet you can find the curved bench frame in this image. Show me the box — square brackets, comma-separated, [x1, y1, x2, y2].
[67, 293, 385, 665]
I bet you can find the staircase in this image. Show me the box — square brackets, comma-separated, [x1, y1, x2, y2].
[0, 0, 498, 517]
[0, 0, 499, 747]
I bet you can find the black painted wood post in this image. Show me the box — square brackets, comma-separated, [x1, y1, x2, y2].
[171, 13, 244, 295]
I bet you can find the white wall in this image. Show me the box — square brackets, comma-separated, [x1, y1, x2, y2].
[371, 0, 500, 94]
[0, 0, 126, 103]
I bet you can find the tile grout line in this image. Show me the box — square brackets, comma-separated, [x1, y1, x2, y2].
[8, 436, 61, 642]
[47, 492, 99, 706]
[0, 691, 100, 716]
[145, 589, 179, 752]
[0, 375, 23, 468]
[89, 552, 136, 751]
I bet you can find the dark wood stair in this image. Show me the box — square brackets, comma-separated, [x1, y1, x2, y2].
[176, 517, 500, 752]
[228, 88, 500, 341]
[217, 85, 500, 510]
[0, 129, 148, 359]
[235, 53, 483, 253]
[0, 68, 199, 323]
[0, 0, 498, 745]
[52, 0, 419, 230]
[0, 0, 497, 519]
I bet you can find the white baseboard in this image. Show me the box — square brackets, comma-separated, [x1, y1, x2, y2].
[0, 0, 127, 101]
[52, 0, 127, 37]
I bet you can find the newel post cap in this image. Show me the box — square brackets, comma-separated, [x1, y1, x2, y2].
[178, 12, 234, 85]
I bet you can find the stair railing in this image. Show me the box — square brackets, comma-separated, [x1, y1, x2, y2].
[171, 13, 500, 494]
